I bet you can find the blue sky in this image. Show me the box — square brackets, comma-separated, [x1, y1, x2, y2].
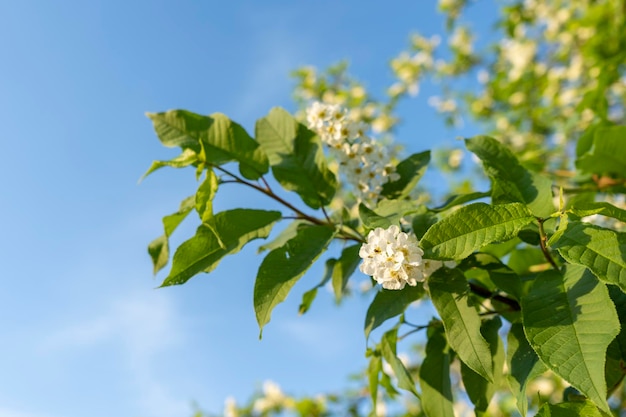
[0, 1, 496, 416]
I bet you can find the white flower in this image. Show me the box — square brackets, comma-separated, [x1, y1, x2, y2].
[359, 225, 425, 290]
[224, 397, 238, 417]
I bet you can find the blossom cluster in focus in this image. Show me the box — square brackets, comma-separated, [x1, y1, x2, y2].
[358, 225, 454, 290]
[306, 101, 399, 202]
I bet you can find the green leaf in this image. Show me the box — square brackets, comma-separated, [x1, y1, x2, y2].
[195, 169, 219, 222]
[576, 126, 626, 177]
[380, 151, 430, 199]
[419, 324, 455, 417]
[461, 317, 504, 412]
[429, 268, 494, 382]
[255, 107, 336, 209]
[368, 354, 382, 409]
[569, 201, 626, 224]
[506, 323, 548, 417]
[374, 199, 421, 226]
[381, 329, 419, 397]
[460, 253, 522, 300]
[358, 203, 391, 229]
[466, 136, 554, 217]
[411, 210, 437, 240]
[141, 148, 198, 180]
[521, 264, 619, 413]
[298, 258, 335, 315]
[331, 245, 361, 303]
[551, 221, 626, 291]
[254, 225, 335, 334]
[535, 400, 604, 417]
[147, 110, 269, 180]
[148, 235, 169, 275]
[163, 209, 282, 286]
[421, 202, 535, 260]
[148, 195, 196, 275]
[431, 191, 491, 213]
[364, 285, 424, 339]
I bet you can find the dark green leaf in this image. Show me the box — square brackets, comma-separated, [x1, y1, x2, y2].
[431, 191, 491, 213]
[359, 203, 391, 229]
[298, 258, 335, 315]
[429, 268, 494, 382]
[606, 286, 626, 395]
[331, 245, 361, 303]
[364, 285, 424, 339]
[411, 211, 437, 240]
[255, 225, 335, 334]
[466, 136, 554, 217]
[421, 202, 535, 260]
[381, 151, 430, 199]
[258, 220, 307, 254]
[419, 324, 455, 417]
[255, 107, 336, 209]
[522, 264, 619, 413]
[506, 323, 548, 417]
[551, 221, 626, 291]
[163, 209, 281, 286]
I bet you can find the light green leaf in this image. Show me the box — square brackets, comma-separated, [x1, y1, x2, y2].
[419, 324, 455, 417]
[364, 285, 424, 339]
[163, 209, 281, 286]
[506, 323, 548, 417]
[429, 268, 494, 382]
[421, 202, 535, 260]
[535, 400, 604, 417]
[461, 317, 504, 413]
[195, 169, 219, 222]
[576, 126, 626, 177]
[331, 245, 361, 303]
[551, 221, 626, 291]
[466, 136, 554, 217]
[431, 191, 491, 213]
[255, 107, 336, 209]
[148, 195, 195, 274]
[368, 354, 382, 410]
[569, 201, 626, 224]
[141, 148, 198, 180]
[381, 151, 430, 199]
[381, 329, 419, 397]
[374, 199, 422, 225]
[254, 225, 336, 334]
[522, 264, 619, 413]
[147, 110, 269, 180]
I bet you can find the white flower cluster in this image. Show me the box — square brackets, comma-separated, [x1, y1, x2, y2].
[306, 101, 399, 201]
[359, 225, 455, 290]
[252, 380, 294, 413]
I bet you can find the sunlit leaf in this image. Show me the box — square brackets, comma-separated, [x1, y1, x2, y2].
[364, 285, 424, 339]
[551, 221, 626, 291]
[163, 209, 281, 286]
[429, 268, 494, 382]
[331, 244, 361, 303]
[381, 151, 430, 199]
[421, 202, 535, 260]
[381, 329, 419, 397]
[522, 264, 619, 413]
[255, 107, 336, 208]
